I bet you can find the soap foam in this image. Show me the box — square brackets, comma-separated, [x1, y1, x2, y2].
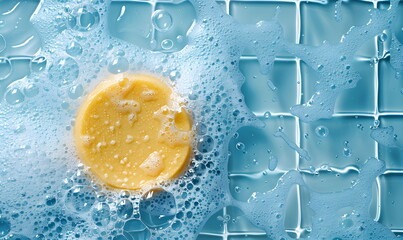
[0, 0, 401, 239]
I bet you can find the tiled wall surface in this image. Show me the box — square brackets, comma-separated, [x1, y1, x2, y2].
[1, 0, 402, 239]
[193, 0, 403, 239]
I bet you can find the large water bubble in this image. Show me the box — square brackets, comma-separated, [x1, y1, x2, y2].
[152, 10, 173, 32]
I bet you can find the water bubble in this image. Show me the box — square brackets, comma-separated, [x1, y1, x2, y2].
[161, 39, 174, 50]
[0, 34, 5, 53]
[235, 142, 245, 151]
[0, 218, 11, 237]
[67, 6, 100, 32]
[30, 56, 47, 72]
[124, 219, 150, 239]
[152, 10, 173, 32]
[176, 35, 184, 43]
[268, 156, 278, 171]
[65, 185, 96, 213]
[5, 88, 25, 105]
[48, 57, 79, 85]
[315, 125, 329, 138]
[197, 135, 214, 153]
[45, 195, 57, 206]
[23, 84, 40, 98]
[91, 202, 110, 226]
[378, 33, 388, 42]
[66, 41, 83, 56]
[317, 64, 324, 71]
[140, 189, 176, 230]
[117, 199, 133, 219]
[0, 58, 12, 80]
[343, 147, 352, 157]
[68, 84, 84, 99]
[169, 70, 181, 81]
[264, 111, 271, 119]
[108, 56, 129, 74]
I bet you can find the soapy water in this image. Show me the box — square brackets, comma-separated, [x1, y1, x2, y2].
[0, 0, 402, 239]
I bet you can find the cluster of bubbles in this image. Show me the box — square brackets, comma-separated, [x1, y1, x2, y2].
[0, 0, 402, 239]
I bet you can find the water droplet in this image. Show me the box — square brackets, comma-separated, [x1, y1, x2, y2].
[45, 196, 57, 206]
[0, 58, 12, 80]
[378, 33, 387, 42]
[176, 35, 184, 43]
[315, 125, 329, 137]
[161, 39, 174, 50]
[264, 111, 271, 118]
[400, 88, 403, 94]
[152, 10, 173, 32]
[66, 41, 83, 56]
[140, 189, 176, 230]
[235, 142, 245, 150]
[5, 88, 25, 105]
[317, 64, 324, 71]
[108, 56, 129, 74]
[268, 156, 278, 171]
[343, 147, 352, 157]
[68, 84, 84, 99]
[30, 56, 47, 72]
[91, 202, 110, 226]
[65, 185, 96, 213]
[67, 6, 100, 32]
[0, 34, 5, 53]
[0, 218, 11, 237]
[117, 199, 133, 219]
[49, 57, 79, 85]
[169, 70, 180, 81]
[197, 135, 214, 153]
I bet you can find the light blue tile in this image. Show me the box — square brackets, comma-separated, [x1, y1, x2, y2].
[0, 0, 41, 57]
[227, 206, 266, 234]
[379, 173, 403, 229]
[240, 59, 298, 114]
[378, 116, 403, 170]
[301, 0, 376, 58]
[199, 208, 225, 234]
[229, 171, 284, 202]
[378, 58, 403, 113]
[108, 1, 195, 53]
[229, 116, 298, 174]
[299, 116, 376, 169]
[301, 60, 376, 114]
[302, 170, 359, 193]
[109, 2, 153, 50]
[230, 1, 296, 56]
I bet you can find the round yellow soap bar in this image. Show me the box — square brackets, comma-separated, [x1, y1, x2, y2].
[74, 74, 192, 190]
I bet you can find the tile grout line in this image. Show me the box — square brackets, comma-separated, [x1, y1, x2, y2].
[295, 0, 305, 237]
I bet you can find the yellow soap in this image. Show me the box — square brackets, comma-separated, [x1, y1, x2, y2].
[74, 74, 192, 190]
